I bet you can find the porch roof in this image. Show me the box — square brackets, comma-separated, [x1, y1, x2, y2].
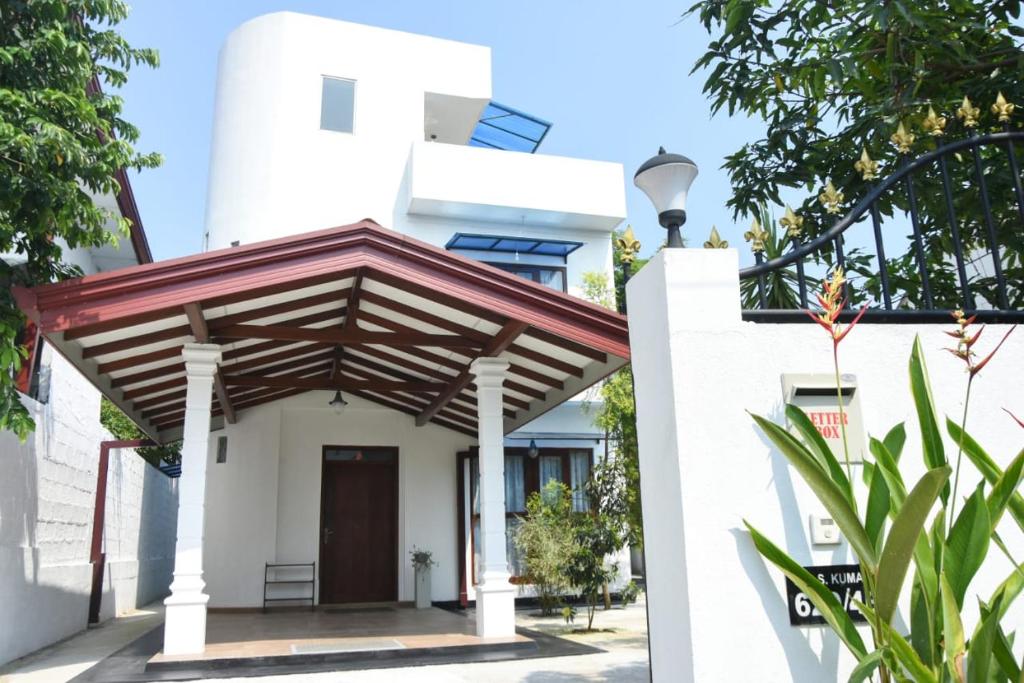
[14, 220, 629, 443]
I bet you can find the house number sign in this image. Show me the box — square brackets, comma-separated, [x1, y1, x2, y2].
[784, 564, 867, 626]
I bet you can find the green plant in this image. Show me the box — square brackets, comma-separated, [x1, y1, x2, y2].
[561, 604, 576, 626]
[515, 481, 576, 616]
[620, 580, 641, 607]
[746, 270, 1022, 681]
[0, 1, 160, 440]
[100, 397, 180, 466]
[409, 547, 436, 571]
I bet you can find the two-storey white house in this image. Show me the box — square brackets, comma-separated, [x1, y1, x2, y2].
[15, 12, 631, 657]
[200, 11, 629, 610]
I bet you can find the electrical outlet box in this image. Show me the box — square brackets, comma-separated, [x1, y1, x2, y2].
[810, 514, 842, 545]
[781, 373, 866, 463]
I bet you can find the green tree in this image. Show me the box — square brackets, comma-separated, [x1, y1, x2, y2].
[514, 481, 576, 616]
[687, 0, 1024, 308]
[99, 398, 180, 467]
[0, 1, 159, 440]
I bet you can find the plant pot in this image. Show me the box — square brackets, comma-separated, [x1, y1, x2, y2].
[414, 566, 431, 609]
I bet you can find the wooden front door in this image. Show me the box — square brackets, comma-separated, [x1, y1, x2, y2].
[319, 446, 398, 604]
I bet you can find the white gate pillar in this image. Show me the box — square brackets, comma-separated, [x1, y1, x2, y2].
[626, 249, 741, 682]
[470, 357, 516, 638]
[163, 343, 221, 655]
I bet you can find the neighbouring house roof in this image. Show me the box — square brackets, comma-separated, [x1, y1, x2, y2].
[14, 220, 629, 443]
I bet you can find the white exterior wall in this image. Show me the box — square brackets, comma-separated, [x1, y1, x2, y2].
[203, 12, 622, 297]
[0, 350, 178, 666]
[629, 250, 1024, 682]
[203, 391, 474, 607]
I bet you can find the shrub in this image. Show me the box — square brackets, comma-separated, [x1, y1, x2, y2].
[515, 481, 576, 616]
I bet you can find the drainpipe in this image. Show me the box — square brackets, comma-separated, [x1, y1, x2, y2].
[89, 439, 155, 624]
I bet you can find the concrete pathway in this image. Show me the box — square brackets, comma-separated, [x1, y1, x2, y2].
[0, 604, 164, 683]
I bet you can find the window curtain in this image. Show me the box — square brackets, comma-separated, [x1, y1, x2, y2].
[506, 517, 524, 576]
[539, 455, 562, 503]
[504, 456, 525, 512]
[570, 450, 591, 512]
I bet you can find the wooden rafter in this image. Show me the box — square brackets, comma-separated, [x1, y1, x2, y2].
[222, 374, 446, 392]
[331, 270, 363, 381]
[415, 320, 528, 427]
[214, 323, 482, 349]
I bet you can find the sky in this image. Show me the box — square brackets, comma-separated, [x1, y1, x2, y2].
[117, 0, 764, 264]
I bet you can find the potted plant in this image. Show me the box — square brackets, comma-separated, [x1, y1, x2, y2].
[410, 547, 437, 609]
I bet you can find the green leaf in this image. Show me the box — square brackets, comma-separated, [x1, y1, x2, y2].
[883, 423, 907, 463]
[875, 465, 950, 625]
[745, 521, 867, 658]
[847, 650, 883, 683]
[988, 561, 1024, 623]
[910, 337, 947, 492]
[947, 419, 1024, 531]
[941, 573, 967, 683]
[910, 578, 936, 668]
[786, 403, 852, 500]
[945, 484, 991, 609]
[987, 449, 1024, 529]
[865, 461, 890, 552]
[857, 601, 937, 683]
[990, 625, 1021, 682]
[870, 436, 908, 508]
[966, 596, 1002, 683]
[751, 413, 876, 568]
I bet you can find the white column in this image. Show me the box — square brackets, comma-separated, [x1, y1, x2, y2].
[625, 249, 741, 682]
[163, 343, 221, 655]
[470, 357, 516, 638]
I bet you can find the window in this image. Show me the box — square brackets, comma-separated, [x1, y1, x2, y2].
[464, 447, 592, 584]
[487, 263, 566, 292]
[14, 321, 48, 403]
[320, 77, 355, 133]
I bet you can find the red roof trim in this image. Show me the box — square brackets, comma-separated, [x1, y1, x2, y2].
[17, 220, 630, 360]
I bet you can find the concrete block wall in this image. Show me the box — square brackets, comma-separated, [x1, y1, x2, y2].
[0, 348, 178, 666]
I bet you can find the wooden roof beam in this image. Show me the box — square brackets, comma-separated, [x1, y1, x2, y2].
[214, 323, 483, 349]
[415, 320, 528, 427]
[184, 302, 236, 424]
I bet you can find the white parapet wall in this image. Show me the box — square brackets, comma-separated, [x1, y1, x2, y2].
[628, 249, 1024, 682]
[0, 349, 178, 666]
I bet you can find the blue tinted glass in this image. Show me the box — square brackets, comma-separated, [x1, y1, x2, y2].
[532, 242, 572, 256]
[321, 77, 355, 133]
[493, 239, 538, 252]
[452, 235, 498, 249]
[469, 102, 551, 153]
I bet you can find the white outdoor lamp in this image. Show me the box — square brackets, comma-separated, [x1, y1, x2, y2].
[634, 146, 699, 248]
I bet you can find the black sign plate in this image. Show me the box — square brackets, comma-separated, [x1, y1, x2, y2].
[785, 563, 866, 626]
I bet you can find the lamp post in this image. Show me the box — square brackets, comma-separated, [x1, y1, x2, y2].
[634, 147, 699, 248]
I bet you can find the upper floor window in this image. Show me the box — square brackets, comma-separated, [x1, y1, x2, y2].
[445, 233, 581, 293]
[320, 77, 355, 133]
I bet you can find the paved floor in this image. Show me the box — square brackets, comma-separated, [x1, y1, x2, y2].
[0, 598, 650, 682]
[151, 605, 528, 664]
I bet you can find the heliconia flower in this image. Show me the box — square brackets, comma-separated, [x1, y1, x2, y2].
[945, 309, 1016, 378]
[804, 267, 867, 347]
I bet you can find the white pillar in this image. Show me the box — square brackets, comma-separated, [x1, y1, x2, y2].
[470, 357, 516, 638]
[625, 249, 741, 682]
[163, 343, 221, 655]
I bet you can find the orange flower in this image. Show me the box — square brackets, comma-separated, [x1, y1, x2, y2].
[805, 268, 867, 346]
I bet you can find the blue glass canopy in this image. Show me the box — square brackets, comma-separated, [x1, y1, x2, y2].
[446, 233, 583, 258]
[469, 102, 552, 153]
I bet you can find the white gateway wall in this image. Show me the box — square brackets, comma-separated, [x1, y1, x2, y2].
[203, 391, 474, 607]
[0, 350, 178, 666]
[628, 250, 1024, 682]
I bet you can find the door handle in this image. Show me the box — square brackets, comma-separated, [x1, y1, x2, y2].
[323, 527, 334, 545]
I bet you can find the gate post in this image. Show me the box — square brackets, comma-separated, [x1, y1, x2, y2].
[625, 249, 741, 682]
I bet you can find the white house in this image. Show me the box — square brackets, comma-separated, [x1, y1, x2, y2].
[14, 13, 632, 657]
